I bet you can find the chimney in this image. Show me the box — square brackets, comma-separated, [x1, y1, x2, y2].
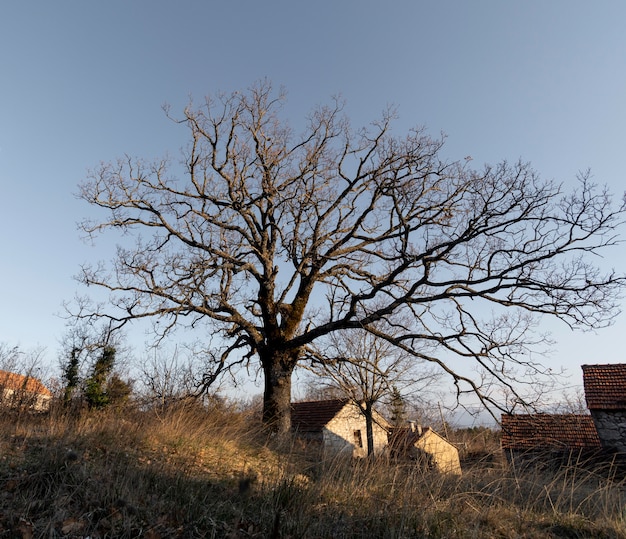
[407, 420, 422, 435]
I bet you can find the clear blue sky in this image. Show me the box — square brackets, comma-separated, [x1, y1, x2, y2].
[1, 1, 625, 402]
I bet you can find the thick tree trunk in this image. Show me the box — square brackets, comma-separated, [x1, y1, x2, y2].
[261, 350, 298, 434]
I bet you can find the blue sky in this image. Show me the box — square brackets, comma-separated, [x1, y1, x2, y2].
[1, 2, 625, 405]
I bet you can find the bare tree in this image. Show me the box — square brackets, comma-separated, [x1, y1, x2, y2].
[139, 346, 213, 410]
[77, 80, 625, 433]
[0, 343, 22, 375]
[549, 387, 590, 415]
[304, 327, 440, 455]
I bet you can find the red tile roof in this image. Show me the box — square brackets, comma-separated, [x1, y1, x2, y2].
[501, 414, 601, 451]
[582, 364, 626, 410]
[0, 370, 51, 397]
[291, 399, 350, 433]
[388, 426, 431, 451]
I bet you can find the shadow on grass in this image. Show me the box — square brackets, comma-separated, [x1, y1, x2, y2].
[1, 408, 626, 538]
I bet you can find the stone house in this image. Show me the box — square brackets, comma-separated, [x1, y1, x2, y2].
[291, 398, 390, 458]
[0, 370, 52, 411]
[501, 413, 601, 466]
[582, 363, 626, 454]
[388, 423, 462, 474]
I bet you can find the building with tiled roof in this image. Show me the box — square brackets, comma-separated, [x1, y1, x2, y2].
[291, 399, 389, 458]
[501, 414, 601, 454]
[0, 370, 52, 411]
[388, 424, 462, 474]
[582, 364, 626, 453]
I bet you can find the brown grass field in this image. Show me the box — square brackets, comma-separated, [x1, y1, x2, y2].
[0, 401, 625, 538]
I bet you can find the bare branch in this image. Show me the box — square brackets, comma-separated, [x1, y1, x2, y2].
[75, 81, 626, 431]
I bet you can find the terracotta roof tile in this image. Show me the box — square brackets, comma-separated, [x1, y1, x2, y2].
[0, 371, 51, 397]
[582, 364, 626, 410]
[388, 426, 430, 451]
[291, 399, 350, 433]
[501, 414, 600, 451]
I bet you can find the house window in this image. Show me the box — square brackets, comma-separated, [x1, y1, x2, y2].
[353, 429, 363, 448]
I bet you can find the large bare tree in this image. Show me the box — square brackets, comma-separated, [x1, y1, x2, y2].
[77, 81, 625, 433]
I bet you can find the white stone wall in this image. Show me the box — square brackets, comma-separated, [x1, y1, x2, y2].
[414, 430, 462, 475]
[1, 388, 51, 412]
[591, 410, 626, 453]
[323, 404, 388, 458]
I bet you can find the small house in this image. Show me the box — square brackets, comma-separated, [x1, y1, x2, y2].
[388, 423, 462, 474]
[0, 370, 52, 411]
[291, 398, 390, 458]
[501, 413, 601, 466]
[582, 363, 626, 454]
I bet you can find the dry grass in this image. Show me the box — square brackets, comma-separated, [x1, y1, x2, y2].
[1, 404, 625, 538]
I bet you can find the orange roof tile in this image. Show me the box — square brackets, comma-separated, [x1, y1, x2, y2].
[0, 370, 51, 397]
[501, 414, 600, 451]
[582, 364, 626, 410]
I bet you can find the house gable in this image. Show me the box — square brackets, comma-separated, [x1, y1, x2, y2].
[388, 426, 462, 474]
[291, 399, 389, 457]
[415, 428, 462, 474]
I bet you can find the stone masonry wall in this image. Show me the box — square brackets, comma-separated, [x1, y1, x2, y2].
[415, 430, 462, 475]
[591, 410, 626, 453]
[323, 405, 388, 458]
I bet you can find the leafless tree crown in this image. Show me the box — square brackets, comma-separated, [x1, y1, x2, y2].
[77, 81, 625, 418]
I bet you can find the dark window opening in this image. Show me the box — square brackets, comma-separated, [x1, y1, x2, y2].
[353, 429, 363, 448]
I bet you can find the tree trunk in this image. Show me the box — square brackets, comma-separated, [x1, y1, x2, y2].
[261, 350, 298, 434]
[365, 401, 375, 457]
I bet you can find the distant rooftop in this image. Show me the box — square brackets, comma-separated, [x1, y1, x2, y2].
[387, 426, 432, 451]
[501, 414, 601, 451]
[582, 364, 626, 410]
[0, 370, 51, 396]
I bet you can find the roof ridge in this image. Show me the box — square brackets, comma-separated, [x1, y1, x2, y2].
[0, 370, 52, 396]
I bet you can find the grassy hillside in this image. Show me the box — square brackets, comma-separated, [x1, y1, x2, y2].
[0, 402, 625, 538]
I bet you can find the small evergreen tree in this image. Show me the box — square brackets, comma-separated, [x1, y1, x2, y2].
[388, 385, 407, 427]
[85, 346, 116, 409]
[62, 347, 81, 406]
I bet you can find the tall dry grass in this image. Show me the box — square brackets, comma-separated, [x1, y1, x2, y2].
[0, 402, 625, 538]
